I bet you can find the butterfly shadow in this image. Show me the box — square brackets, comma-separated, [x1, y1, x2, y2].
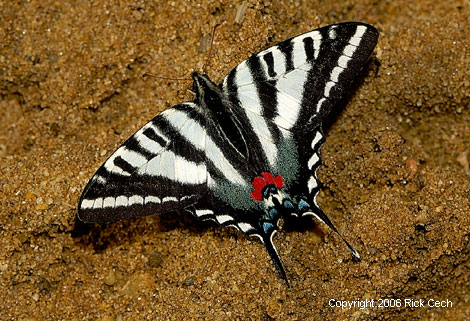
[282, 215, 325, 237]
[71, 210, 221, 253]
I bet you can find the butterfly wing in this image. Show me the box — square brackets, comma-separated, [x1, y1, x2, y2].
[220, 21, 379, 211]
[215, 22, 378, 276]
[77, 103, 209, 224]
[221, 22, 378, 132]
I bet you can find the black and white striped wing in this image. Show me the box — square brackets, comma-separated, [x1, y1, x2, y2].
[222, 22, 378, 133]
[78, 103, 208, 224]
[221, 22, 378, 212]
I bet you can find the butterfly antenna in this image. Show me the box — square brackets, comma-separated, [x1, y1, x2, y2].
[141, 73, 191, 81]
[201, 23, 221, 75]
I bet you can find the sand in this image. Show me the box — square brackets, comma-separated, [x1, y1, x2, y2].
[1, 0, 469, 320]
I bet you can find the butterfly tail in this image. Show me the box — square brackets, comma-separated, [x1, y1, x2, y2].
[260, 231, 289, 287]
[306, 209, 360, 260]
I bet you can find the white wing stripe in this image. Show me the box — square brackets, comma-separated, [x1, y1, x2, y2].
[94, 175, 106, 184]
[145, 196, 161, 204]
[216, 215, 233, 224]
[324, 81, 335, 97]
[316, 97, 327, 113]
[331, 66, 344, 83]
[273, 90, 301, 129]
[338, 55, 351, 68]
[103, 196, 115, 208]
[235, 66, 277, 168]
[129, 195, 144, 206]
[271, 48, 287, 77]
[311, 131, 323, 149]
[308, 176, 318, 192]
[343, 44, 357, 57]
[82, 194, 193, 210]
[313, 37, 321, 59]
[163, 106, 206, 150]
[120, 147, 148, 169]
[350, 25, 367, 45]
[136, 131, 162, 153]
[328, 26, 337, 39]
[159, 151, 176, 180]
[206, 137, 246, 186]
[274, 69, 307, 130]
[116, 195, 128, 207]
[175, 155, 206, 185]
[93, 197, 103, 209]
[244, 110, 277, 167]
[308, 153, 320, 169]
[162, 196, 178, 202]
[291, 36, 308, 68]
[139, 152, 206, 185]
[229, 61, 251, 86]
[81, 199, 94, 209]
[195, 209, 213, 217]
[307, 30, 322, 40]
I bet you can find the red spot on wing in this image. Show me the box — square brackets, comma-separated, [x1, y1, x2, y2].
[250, 172, 284, 201]
[273, 174, 284, 189]
[250, 176, 266, 201]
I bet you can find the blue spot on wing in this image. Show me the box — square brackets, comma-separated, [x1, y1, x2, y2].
[268, 208, 279, 220]
[298, 199, 310, 211]
[283, 200, 295, 209]
[263, 222, 274, 233]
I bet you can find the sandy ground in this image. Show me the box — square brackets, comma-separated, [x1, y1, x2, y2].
[1, 0, 469, 320]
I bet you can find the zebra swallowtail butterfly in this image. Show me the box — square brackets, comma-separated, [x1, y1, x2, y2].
[77, 22, 379, 284]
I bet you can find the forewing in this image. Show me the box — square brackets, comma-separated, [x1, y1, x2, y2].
[221, 22, 379, 133]
[77, 103, 208, 224]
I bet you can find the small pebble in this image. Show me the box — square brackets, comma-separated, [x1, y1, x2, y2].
[148, 250, 164, 268]
[0, 263, 8, 272]
[183, 278, 194, 286]
[406, 158, 418, 176]
[456, 152, 469, 174]
[35, 203, 49, 210]
[25, 192, 36, 202]
[103, 270, 116, 286]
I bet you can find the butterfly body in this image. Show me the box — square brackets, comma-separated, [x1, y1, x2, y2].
[78, 22, 379, 284]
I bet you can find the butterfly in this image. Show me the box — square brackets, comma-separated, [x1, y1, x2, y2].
[77, 22, 379, 285]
